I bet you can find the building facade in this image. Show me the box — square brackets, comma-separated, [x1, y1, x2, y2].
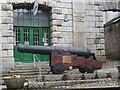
[0, 0, 105, 71]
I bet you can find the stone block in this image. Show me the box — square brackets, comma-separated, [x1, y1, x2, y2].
[89, 33, 96, 39]
[2, 44, 13, 50]
[57, 26, 66, 31]
[0, 0, 7, 3]
[96, 44, 105, 50]
[94, 38, 100, 44]
[65, 39, 73, 44]
[2, 17, 13, 24]
[95, 22, 103, 28]
[68, 21, 73, 27]
[57, 2, 65, 8]
[2, 30, 13, 37]
[58, 38, 66, 44]
[8, 37, 13, 44]
[62, 22, 69, 27]
[52, 20, 62, 26]
[51, 1, 57, 8]
[62, 32, 72, 38]
[95, 11, 102, 16]
[62, 8, 69, 14]
[1, 24, 13, 30]
[52, 32, 62, 38]
[88, 10, 95, 16]
[67, 15, 72, 20]
[0, 44, 2, 50]
[2, 37, 7, 44]
[100, 39, 105, 44]
[2, 4, 13, 11]
[51, 26, 57, 31]
[0, 51, 2, 58]
[66, 27, 72, 31]
[73, 2, 85, 13]
[100, 50, 105, 55]
[68, 9, 72, 14]
[37, 75, 63, 82]
[0, 11, 13, 17]
[51, 38, 58, 44]
[8, 50, 13, 57]
[96, 33, 104, 39]
[57, 14, 64, 20]
[89, 21, 95, 27]
[65, 3, 72, 9]
[52, 8, 62, 14]
[93, 6, 99, 10]
[2, 50, 8, 57]
[99, 28, 104, 33]
[44, 81, 65, 88]
[51, 14, 58, 20]
[2, 57, 14, 69]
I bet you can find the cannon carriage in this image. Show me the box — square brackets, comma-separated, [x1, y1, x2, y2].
[17, 44, 102, 74]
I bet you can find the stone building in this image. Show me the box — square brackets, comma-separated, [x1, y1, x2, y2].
[0, 0, 105, 71]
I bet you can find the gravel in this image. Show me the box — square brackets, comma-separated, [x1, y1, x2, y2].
[53, 78, 119, 88]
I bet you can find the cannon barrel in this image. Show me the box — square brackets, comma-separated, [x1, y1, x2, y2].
[17, 44, 92, 58]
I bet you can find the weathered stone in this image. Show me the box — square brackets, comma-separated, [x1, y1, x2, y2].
[2, 4, 13, 11]
[0, 51, 2, 58]
[2, 30, 13, 37]
[66, 27, 72, 31]
[2, 50, 8, 57]
[2, 44, 13, 50]
[37, 75, 63, 82]
[51, 14, 58, 20]
[52, 20, 62, 26]
[96, 33, 104, 39]
[57, 14, 64, 20]
[58, 38, 66, 44]
[62, 8, 69, 14]
[51, 38, 58, 44]
[65, 3, 72, 9]
[95, 22, 103, 28]
[0, 11, 13, 17]
[57, 26, 67, 31]
[8, 37, 13, 44]
[51, 26, 57, 31]
[2, 37, 7, 44]
[8, 50, 13, 57]
[2, 57, 14, 69]
[52, 32, 62, 38]
[52, 8, 62, 14]
[96, 44, 105, 50]
[1, 24, 13, 30]
[50, 1, 57, 8]
[2, 17, 13, 24]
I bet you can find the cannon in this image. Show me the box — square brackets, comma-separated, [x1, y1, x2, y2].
[17, 44, 102, 74]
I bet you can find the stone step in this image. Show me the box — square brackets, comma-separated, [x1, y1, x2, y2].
[14, 62, 50, 69]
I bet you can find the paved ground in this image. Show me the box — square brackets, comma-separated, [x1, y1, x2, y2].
[102, 59, 119, 69]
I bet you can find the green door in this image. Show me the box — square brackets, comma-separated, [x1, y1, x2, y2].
[14, 27, 50, 62]
[13, 6, 51, 62]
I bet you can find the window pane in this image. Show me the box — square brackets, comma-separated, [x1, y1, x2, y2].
[13, 9, 49, 27]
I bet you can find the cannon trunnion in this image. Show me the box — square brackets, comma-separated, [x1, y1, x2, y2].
[17, 44, 102, 74]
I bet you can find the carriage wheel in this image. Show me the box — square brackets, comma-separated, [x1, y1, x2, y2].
[51, 63, 65, 74]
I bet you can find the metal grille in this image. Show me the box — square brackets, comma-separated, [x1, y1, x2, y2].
[24, 28, 30, 45]
[14, 27, 20, 45]
[33, 29, 39, 45]
[43, 28, 49, 46]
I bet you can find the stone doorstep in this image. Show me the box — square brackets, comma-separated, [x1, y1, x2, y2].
[37, 71, 119, 82]
[28, 78, 112, 88]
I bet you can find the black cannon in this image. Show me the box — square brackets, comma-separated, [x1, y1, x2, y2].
[17, 44, 102, 74]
